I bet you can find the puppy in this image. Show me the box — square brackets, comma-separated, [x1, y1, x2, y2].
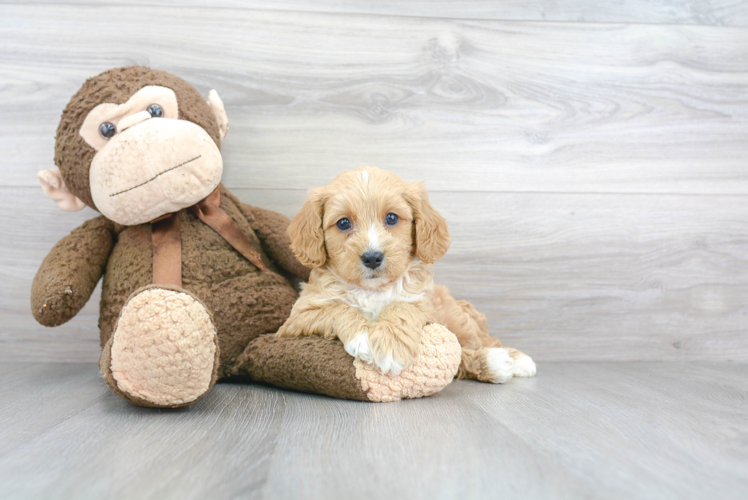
[277, 167, 536, 383]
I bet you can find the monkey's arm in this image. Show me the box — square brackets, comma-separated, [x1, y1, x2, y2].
[239, 202, 310, 281]
[31, 216, 115, 327]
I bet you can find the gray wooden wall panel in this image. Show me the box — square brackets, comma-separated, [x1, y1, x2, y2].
[3, 1, 748, 26]
[3, 186, 746, 362]
[0, 3, 746, 362]
[3, 6, 748, 194]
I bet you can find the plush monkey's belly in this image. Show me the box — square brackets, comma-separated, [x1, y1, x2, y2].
[99, 207, 298, 376]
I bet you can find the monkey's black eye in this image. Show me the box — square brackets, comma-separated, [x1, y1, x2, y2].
[336, 218, 351, 231]
[385, 213, 399, 226]
[147, 104, 164, 118]
[99, 122, 116, 139]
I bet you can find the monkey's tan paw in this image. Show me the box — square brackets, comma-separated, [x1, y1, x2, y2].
[101, 286, 219, 408]
[354, 324, 461, 402]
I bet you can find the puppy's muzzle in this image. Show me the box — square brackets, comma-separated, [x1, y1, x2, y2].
[361, 251, 384, 270]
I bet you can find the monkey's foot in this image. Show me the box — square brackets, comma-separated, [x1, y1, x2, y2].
[100, 285, 219, 408]
[352, 324, 462, 402]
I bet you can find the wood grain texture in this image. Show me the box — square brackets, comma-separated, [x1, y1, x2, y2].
[0, 362, 746, 499]
[1, 5, 748, 194]
[2, 1, 748, 26]
[1, 3, 746, 363]
[3, 186, 746, 363]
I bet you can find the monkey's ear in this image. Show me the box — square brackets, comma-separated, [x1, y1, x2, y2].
[207, 90, 229, 140]
[38, 169, 86, 212]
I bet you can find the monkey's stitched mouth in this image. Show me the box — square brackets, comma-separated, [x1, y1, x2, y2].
[109, 155, 202, 197]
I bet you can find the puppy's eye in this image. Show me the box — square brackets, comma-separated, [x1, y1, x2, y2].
[147, 104, 164, 118]
[99, 122, 116, 139]
[385, 213, 399, 226]
[336, 218, 351, 231]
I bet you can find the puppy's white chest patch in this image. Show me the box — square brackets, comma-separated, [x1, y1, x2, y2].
[346, 289, 397, 322]
[343, 278, 423, 322]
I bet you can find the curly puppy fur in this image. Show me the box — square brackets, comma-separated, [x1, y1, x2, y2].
[277, 167, 536, 382]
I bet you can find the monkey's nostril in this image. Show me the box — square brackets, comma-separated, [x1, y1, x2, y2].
[361, 251, 384, 270]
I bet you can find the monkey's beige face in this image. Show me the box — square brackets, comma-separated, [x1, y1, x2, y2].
[322, 169, 415, 288]
[81, 86, 223, 225]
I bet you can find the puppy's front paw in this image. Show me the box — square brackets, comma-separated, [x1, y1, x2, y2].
[344, 331, 374, 364]
[276, 319, 309, 337]
[376, 353, 405, 377]
[367, 321, 420, 376]
[345, 331, 404, 375]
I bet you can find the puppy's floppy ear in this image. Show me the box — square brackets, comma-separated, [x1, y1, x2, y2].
[405, 182, 451, 264]
[288, 188, 327, 267]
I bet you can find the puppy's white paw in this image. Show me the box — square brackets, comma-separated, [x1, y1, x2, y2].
[512, 353, 537, 377]
[485, 348, 515, 384]
[344, 332, 373, 364]
[376, 353, 405, 377]
[344, 333, 405, 376]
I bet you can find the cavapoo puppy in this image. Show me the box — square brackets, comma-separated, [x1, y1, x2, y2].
[277, 167, 536, 383]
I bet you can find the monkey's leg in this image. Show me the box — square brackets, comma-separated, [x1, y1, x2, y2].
[231, 324, 462, 402]
[99, 285, 220, 408]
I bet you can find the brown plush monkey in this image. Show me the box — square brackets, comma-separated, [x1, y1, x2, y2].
[31, 67, 460, 408]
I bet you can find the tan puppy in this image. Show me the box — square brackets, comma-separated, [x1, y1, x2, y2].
[277, 167, 536, 383]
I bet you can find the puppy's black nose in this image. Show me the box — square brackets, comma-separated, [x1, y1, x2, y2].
[361, 251, 384, 270]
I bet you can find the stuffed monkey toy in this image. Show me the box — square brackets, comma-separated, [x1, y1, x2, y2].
[31, 67, 461, 407]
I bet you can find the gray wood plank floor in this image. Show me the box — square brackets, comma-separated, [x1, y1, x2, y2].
[0, 362, 746, 500]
